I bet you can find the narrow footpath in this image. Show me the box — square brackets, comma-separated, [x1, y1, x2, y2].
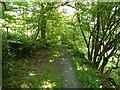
[59, 48, 80, 88]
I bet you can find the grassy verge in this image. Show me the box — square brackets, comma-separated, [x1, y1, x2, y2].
[3, 48, 63, 88]
[70, 57, 102, 88]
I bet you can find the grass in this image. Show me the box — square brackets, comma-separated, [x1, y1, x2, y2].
[3, 48, 63, 88]
[24, 56, 62, 88]
[71, 57, 101, 88]
[70, 55, 120, 88]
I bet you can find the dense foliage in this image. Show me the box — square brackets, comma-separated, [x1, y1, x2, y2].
[1, 1, 120, 89]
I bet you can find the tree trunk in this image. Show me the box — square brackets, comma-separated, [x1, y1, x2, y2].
[34, 19, 40, 40]
[6, 27, 9, 39]
[99, 57, 108, 72]
[40, 4, 47, 40]
[41, 16, 46, 39]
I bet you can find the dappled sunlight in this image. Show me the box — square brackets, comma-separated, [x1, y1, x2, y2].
[106, 56, 118, 68]
[76, 62, 82, 71]
[99, 85, 103, 88]
[53, 54, 59, 57]
[70, 68, 73, 70]
[49, 50, 61, 63]
[84, 68, 88, 71]
[21, 77, 56, 88]
[62, 58, 65, 61]
[76, 62, 88, 71]
[41, 80, 56, 88]
[72, 57, 75, 60]
[49, 59, 54, 63]
[53, 51, 60, 57]
[21, 82, 29, 88]
[29, 73, 35, 76]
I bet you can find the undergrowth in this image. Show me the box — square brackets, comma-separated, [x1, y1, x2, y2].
[2, 45, 62, 88]
[71, 57, 101, 88]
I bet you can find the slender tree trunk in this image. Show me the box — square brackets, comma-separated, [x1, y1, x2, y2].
[40, 4, 47, 40]
[93, 5, 100, 65]
[41, 16, 46, 39]
[6, 27, 9, 39]
[34, 18, 41, 40]
[96, 55, 102, 68]
[99, 57, 108, 72]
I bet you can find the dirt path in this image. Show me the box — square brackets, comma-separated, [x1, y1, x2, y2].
[59, 48, 80, 88]
[28, 46, 80, 88]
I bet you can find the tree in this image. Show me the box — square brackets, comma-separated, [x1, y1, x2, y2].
[34, 2, 68, 40]
[73, 1, 120, 72]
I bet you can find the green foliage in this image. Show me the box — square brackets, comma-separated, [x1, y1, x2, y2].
[110, 69, 120, 88]
[77, 67, 101, 88]
[2, 1, 119, 89]
[71, 57, 101, 88]
[104, 59, 120, 88]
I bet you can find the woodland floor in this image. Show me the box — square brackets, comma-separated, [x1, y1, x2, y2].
[27, 46, 80, 88]
[3, 46, 120, 88]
